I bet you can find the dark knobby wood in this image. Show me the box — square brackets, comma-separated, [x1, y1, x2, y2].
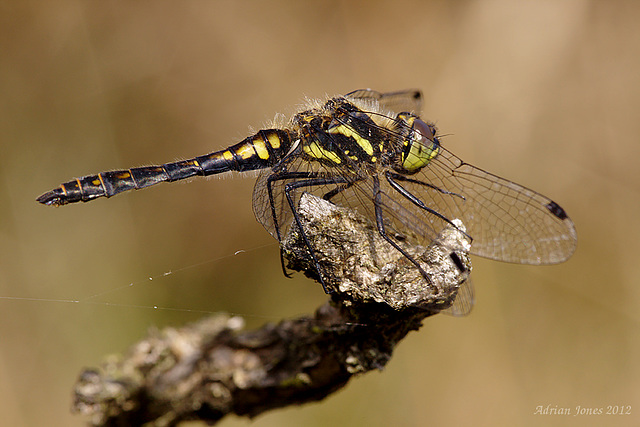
[72, 194, 471, 426]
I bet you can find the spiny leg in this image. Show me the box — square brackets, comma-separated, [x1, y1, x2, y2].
[372, 175, 434, 289]
[266, 171, 351, 292]
[266, 171, 322, 242]
[321, 180, 356, 202]
[283, 176, 352, 293]
[384, 171, 472, 241]
[267, 171, 324, 279]
[386, 171, 465, 200]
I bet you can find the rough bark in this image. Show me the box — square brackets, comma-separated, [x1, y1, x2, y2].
[73, 194, 472, 426]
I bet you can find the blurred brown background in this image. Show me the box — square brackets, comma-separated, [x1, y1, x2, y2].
[1, 1, 638, 426]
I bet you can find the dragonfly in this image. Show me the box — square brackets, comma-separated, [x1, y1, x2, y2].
[37, 89, 577, 314]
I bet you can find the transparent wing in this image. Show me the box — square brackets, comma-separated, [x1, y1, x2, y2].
[400, 147, 577, 264]
[345, 89, 423, 115]
[341, 101, 577, 264]
[442, 278, 475, 316]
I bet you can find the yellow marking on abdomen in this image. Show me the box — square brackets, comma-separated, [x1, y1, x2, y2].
[267, 132, 281, 149]
[235, 143, 256, 160]
[114, 171, 132, 179]
[253, 139, 270, 159]
[94, 176, 103, 187]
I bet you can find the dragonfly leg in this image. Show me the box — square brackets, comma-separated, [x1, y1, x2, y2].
[386, 171, 465, 199]
[265, 171, 318, 279]
[384, 171, 471, 241]
[266, 171, 351, 293]
[321, 180, 356, 202]
[372, 175, 435, 289]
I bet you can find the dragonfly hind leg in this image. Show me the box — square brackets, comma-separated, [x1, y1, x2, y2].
[266, 171, 350, 293]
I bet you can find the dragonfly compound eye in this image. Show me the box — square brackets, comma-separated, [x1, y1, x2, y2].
[400, 118, 440, 173]
[413, 118, 437, 141]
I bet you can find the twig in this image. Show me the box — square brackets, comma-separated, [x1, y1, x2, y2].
[72, 194, 472, 426]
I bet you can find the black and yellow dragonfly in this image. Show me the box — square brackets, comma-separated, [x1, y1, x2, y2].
[37, 89, 577, 313]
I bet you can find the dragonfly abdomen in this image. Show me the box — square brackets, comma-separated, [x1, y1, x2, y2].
[37, 129, 293, 206]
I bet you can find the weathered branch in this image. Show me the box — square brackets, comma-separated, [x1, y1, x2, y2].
[73, 194, 472, 426]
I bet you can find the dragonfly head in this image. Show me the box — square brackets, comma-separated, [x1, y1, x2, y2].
[393, 113, 440, 174]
